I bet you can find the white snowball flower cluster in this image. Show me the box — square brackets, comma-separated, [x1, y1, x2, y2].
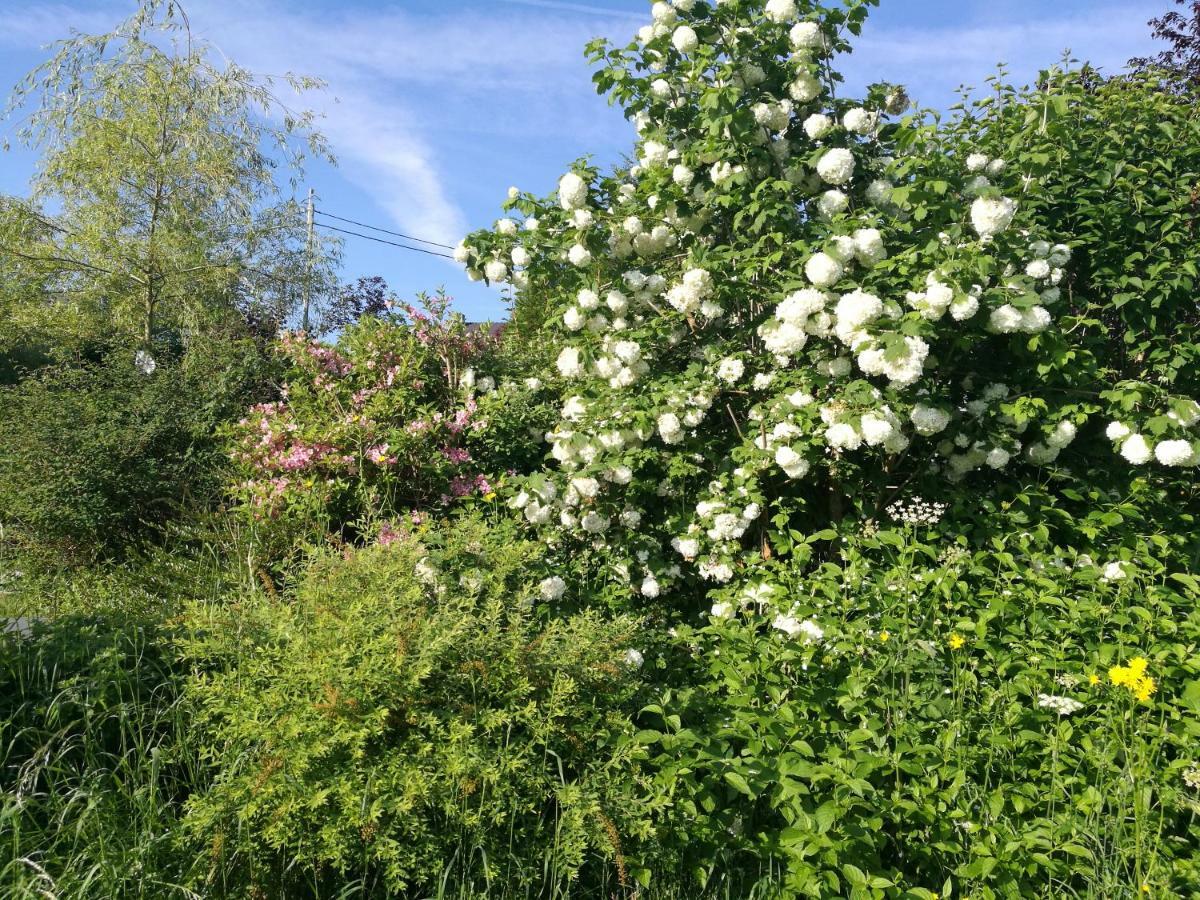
[970, 196, 1017, 239]
[672, 24, 698, 53]
[764, 0, 797, 23]
[816, 148, 855, 185]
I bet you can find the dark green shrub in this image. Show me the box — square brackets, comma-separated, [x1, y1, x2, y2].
[0, 338, 275, 564]
[181, 517, 652, 897]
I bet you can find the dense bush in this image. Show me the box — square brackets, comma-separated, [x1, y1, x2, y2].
[226, 292, 556, 553]
[180, 517, 651, 897]
[0, 337, 275, 564]
[640, 508, 1200, 897]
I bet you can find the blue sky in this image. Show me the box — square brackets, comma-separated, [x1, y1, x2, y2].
[0, 0, 1166, 322]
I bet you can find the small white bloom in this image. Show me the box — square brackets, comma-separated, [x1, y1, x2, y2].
[540, 576, 567, 601]
[1120, 433, 1153, 465]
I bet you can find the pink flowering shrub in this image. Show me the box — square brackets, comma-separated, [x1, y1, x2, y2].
[227, 292, 551, 546]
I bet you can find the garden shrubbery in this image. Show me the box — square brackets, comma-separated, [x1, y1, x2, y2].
[3, 0, 1200, 897]
[180, 516, 651, 897]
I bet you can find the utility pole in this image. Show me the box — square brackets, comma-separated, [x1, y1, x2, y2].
[302, 187, 314, 333]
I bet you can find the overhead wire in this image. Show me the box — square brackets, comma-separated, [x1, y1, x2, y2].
[312, 221, 456, 259]
[314, 209, 456, 250]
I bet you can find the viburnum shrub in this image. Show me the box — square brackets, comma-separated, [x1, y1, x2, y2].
[227, 291, 554, 546]
[449, 0, 1200, 894]
[457, 0, 1198, 614]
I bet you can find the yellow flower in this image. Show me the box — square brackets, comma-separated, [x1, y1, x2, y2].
[1110, 657, 1156, 703]
[948, 633, 965, 650]
[1133, 677, 1157, 702]
[880, 631, 890, 643]
[1088, 674, 1100, 686]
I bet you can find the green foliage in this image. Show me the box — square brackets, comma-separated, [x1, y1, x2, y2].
[226, 296, 556, 554]
[0, 613, 201, 899]
[641, 513, 1200, 898]
[0, 0, 338, 347]
[0, 338, 276, 564]
[926, 66, 1200, 407]
[180, 517, 651, 897]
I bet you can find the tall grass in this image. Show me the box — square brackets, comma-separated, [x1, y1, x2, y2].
[0, 614, 201, 899]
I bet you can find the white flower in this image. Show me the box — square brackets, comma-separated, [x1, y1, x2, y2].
[641, 576, 661, 598]
[803, 113, 832, 139]
[965, 153, 990, 173]
[1106, 421, 1131, 441]
[453, 240, 471, 264]
[482, 259, 508, 283]
[711, 601, 735, 619]
[773, 615, 823, 642]
[716, 357, 745, 384]
[558, 172, 588, 210]
[765, 0, 797, 22]
[788, 73, 821, 103]
[672, 24, 698, 53]
[623, 648, 644, 668]
[986, 447, 1011, 469]
[1026, 259, 1052, 280]
[852, 228, 886, 266]
[524, 217, 540, 231]
[1120, 433, 1153, 465]
[789, 21, 822, 48]
[866, 179, 893, 206]
[970, 196, 1017, 239]
[842, 108, 876, 134]
[1101, 561, 1127, 582]
[540, 576, 567, 601]
[815, 190, 848, 218]
[658, 412, 684, 444]
[568, 244, 592, 267]
[1037, 693, 1083, 716]
[651, 78, 672, 98]
[134, 350, 157, 375]
[557, 347, 584, 378]
[641, 140, 670, 168]
[911, 404, 951, 436]
[775, 445, 810, 479]
[651, 1, 676, 22]
[581, 511, 610, 533]
[816, 148, 855, 185]
[805, 252, 844, 288]
[511, 246, 529, 267]
[860, 412, 895, 446]
[825, 422, 862, 451]
[1046, 420, 1077, 449]
[989, 304, 1024, 333]
[1155, 439, 1196, 466]
[673, 163, 695, 186]
[949, 294, 979, 321]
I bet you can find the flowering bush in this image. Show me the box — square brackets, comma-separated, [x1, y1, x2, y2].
[450, 0, 1200, 893]
[226, 292, 555, 549]
[458, 0, 1199, 619]
[639, 507, 1200, 895]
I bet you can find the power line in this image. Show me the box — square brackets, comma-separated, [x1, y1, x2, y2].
[314, 209, 456, 250]
[313, 221, 455, 259]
